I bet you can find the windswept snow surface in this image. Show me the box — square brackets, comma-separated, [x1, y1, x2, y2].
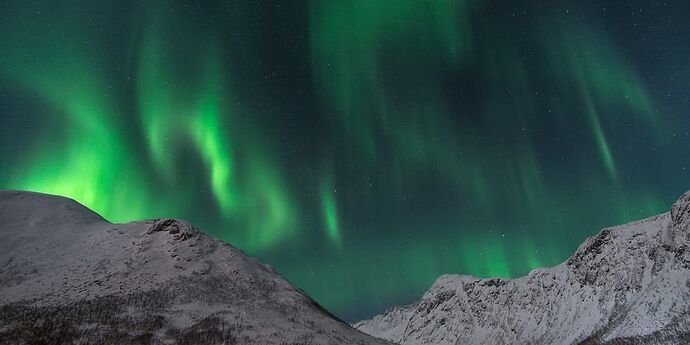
[355, 190, 690, 345]
[0, 191, 391, 345]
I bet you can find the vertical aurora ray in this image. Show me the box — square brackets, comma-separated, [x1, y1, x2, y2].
[241, 154, 299, 249]
[190, 85, 236, 213]
[547, 24, 659, 183]
[320, 175, 342, 247]
[584, 90, 619, 182]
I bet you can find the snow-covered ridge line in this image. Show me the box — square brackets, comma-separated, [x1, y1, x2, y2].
[0, 190, 392, 345]
[355, 190, 690, 345]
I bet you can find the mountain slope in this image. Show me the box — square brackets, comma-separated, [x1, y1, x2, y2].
[0, 191, 391, 345]
[354, 190, 690, 345]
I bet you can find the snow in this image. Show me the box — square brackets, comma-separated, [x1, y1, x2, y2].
[354, 190, 690, 345]
[3, 189, 689, 344]
[0, 190, 391, 344]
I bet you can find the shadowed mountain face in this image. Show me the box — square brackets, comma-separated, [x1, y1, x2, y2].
[0, 191, 391, 345]
[354, 190, 690, 345]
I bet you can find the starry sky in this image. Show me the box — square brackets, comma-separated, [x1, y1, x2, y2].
[1, 0, 689, 321]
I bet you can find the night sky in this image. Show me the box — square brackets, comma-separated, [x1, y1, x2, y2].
[1, 0, 689, 321]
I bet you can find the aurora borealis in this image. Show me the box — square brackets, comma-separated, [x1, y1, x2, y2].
[1, 0, 689, 321]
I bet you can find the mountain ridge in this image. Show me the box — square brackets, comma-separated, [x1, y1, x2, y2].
[354, 190, 690, 345]
[3, 189, 688, 344]
[0, 190, 391, 345]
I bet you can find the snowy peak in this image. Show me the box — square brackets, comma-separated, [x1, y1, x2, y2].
[0, 190, 106, 226]
[355, 190, 690, 345]
[0, 191, 391, 345]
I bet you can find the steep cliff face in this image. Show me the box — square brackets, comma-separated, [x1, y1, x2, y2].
[355, 191, 690, 345]
[0, 191, 391, 345]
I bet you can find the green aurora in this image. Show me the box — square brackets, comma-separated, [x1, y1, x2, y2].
[1, 0, 689, 320]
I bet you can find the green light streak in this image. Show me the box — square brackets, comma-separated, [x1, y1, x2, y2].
[242, 155, 298, 249]
[580, 86, 619, 182]
[320, 177, 342, 247]
[590, 103, 618, 182]
[189, 58, 237, 214]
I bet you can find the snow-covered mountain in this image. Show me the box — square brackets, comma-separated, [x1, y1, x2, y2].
[0, 191, 391, 345]
[355, 190, 690, 345]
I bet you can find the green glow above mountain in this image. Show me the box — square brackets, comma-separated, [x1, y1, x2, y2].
[1, 0, 688, 321]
